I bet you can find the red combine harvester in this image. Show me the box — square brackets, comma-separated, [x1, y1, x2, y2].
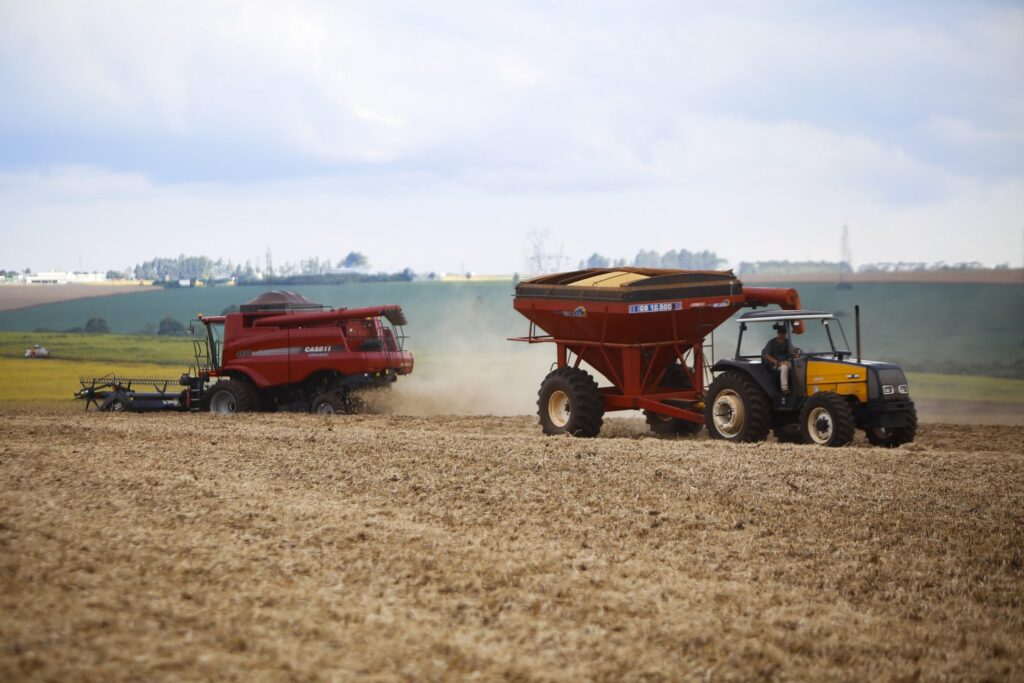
[76, 291, 413, 414]
[511, 268, 800, 437]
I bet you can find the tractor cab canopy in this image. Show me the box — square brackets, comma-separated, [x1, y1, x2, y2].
[735, 310, 852, 361]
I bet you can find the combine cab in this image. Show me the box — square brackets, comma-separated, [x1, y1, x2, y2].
[76, 291, 413, 414]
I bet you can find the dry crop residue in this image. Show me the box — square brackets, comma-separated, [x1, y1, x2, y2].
[1, 412, 1022, 680]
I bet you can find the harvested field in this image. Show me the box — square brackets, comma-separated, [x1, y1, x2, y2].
[0, 284, 154, 312]
[1, 412, 1022, 681]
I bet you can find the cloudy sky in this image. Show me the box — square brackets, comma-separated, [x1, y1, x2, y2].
[1, 1, 1022, 274]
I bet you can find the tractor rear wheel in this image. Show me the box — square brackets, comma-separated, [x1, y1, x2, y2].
[799, 392, 855, 446]
[208, 379, 260, 415]
[311, 393, 346, 414]
[865, 406, 917, 448]
[644, 410, 703, 437]
[705, 371, 771, 442]
[537, 367, 604, 437]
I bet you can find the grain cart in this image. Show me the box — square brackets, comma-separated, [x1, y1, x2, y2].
[510, 268, 800, 437]
[76, 290, 413, 414]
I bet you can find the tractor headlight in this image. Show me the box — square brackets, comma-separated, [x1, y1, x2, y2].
[882, 385, 895, 396]
[898, 384, 909, 394]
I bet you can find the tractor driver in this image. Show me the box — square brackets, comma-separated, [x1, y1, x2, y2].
[763, 324, 799, 394]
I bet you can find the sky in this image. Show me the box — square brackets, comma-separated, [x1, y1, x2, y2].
[1, 0, 1022, 274]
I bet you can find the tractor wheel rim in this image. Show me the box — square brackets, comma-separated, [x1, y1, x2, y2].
[712, 389, 744, 438]
[210, 392, 236, 414]
[548, 390, 571, 428]
[807, 407, 833, 444]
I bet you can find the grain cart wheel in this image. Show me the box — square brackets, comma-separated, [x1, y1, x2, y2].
[865, 406, 917, 448]
[644, 410, 703, 437]
[799, 392, 855, 446]
[705, 371, 771, 442]
[311, 393, 346, 414]
[537, 367, 604, 437]
[208, 379, 259, 414]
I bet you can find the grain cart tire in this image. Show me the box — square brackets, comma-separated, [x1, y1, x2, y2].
[311, 393, 346, 414]
[208, 379, 260, 414]
[658, 363, 694, 389]
[773, 423, 802, 443]
[705, 371, 771, 442]
[799, 392, 855, 446]
[644, 410, 703, 437]
[538, 367, 604, 437]
[865, 406, 917, 448]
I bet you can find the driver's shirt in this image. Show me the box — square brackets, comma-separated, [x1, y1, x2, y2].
[762, 337, 792, 362]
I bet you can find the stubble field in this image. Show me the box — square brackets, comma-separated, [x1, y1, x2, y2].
[1, 411, 1022, 681]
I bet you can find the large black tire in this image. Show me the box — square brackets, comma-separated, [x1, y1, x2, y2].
[658, 363, 694, 389]
[644, 409, 703, 437]
[705, 371, 771, 442]
[799, 392, 855, 446]
[865, 406, 918, 448]
[208, 379, 260, 415]
[537, 367, 604, 437]
[311, 392, 346, 414]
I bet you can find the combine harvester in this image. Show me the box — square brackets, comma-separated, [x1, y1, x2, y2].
[76, 291, 413, 414]
[511, 268, 916, 447]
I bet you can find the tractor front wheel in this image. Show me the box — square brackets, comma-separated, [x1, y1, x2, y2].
[799, 392, 855, 446]
[208, 379, 260, 415]
[865, 406, 917, 448]
[644, 410, 703, 437]
[705, 371, 771, 442]
[537, 367, 604, 437]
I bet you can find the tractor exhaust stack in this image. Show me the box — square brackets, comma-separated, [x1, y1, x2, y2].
[855, 305, 862, 364]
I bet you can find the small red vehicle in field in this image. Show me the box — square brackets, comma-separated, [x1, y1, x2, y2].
[77, 291, 413, 414]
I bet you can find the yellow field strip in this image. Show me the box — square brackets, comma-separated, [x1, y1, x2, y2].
[0, 358, 188, 403]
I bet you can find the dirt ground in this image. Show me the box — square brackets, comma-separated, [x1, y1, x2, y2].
[1, 412, 1021, 681]
[0, 284, 153, 312]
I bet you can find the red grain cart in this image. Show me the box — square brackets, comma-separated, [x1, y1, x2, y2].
[511, 268, 800, 436]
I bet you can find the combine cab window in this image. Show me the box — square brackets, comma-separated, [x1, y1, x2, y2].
[208, 322, 225, 368]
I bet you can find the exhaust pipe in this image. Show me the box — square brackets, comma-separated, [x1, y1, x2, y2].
[855, 305, 862, 364]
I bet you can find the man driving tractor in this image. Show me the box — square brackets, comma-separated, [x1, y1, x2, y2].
[762, 323, 800, 394]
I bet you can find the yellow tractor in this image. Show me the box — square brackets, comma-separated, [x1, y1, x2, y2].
[706, 308, 917, 447]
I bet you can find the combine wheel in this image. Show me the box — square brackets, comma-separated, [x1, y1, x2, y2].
[865, 406, 917, 448]
[799, 392, 855, 446]
[311, 393, 346, 414]
[537, 367, 604, 437]
[644, 410, 703, 437]
[705, 371, 771, 442]
[208, 379, 260, 415]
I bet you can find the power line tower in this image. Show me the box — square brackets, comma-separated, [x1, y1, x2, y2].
[837, 224, 853, 290]
[265, 246, 274, 282]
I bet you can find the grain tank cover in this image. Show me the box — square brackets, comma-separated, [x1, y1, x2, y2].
[240, 290, 328, 313]
[516, 268, 742, 302]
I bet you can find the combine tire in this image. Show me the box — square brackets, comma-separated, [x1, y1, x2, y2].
[311, 393, 346, 414]
[865, 406, 918, 448]
[644, 410, 703, 437]
[705, 371, 771, 442]
[208, 379, 260, 415]
[538, 367, 604, 437]
[799, 392, 855, 446]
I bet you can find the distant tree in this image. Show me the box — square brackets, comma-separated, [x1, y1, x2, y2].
[343, 251, 369, 269]
[105, 270, 126, 280]
[157, 317, 187, 336]
[84, 317, 109, 333]
[585, 253, 611, 268]
[634, 250, 662, 267]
